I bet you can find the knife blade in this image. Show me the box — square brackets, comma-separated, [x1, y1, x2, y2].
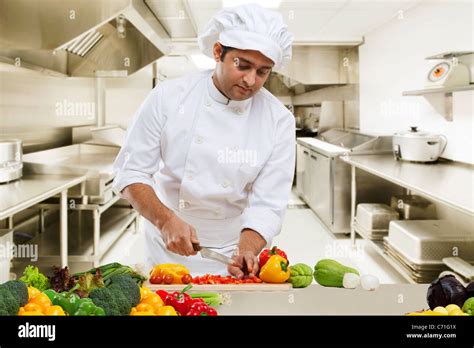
[193, 243, 235, 266]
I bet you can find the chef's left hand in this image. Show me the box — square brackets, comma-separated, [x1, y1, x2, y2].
[228, 251, 259, 279]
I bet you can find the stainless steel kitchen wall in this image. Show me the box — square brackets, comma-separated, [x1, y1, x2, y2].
[291, 47, 360, 130]
[0, 66, 96, 153]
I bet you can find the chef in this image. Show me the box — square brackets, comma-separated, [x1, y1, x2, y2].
[112, 3, 295, 278]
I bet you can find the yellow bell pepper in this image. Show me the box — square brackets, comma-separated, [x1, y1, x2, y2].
[259, 255, 290, 283]
[150, 264, 190, 284]
[156, 306, 178, 316]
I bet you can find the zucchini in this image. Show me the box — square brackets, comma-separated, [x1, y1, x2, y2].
[314, 259, 359, 287]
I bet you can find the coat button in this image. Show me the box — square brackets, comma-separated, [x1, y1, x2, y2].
[187, 173, 193, 181]
[221, 180, 231, 188]
[195, 136, 203, 144]
[214, 207, 221, 216]
[205, 100, 211, 107]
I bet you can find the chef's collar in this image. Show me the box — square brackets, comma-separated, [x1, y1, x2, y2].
[207, 73, 252, 109]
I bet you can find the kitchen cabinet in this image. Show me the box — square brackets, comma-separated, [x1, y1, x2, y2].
[296, 143, 313, 203]
[308, 150, 332, 226]
[297, 143, 332, 226]
[295, 144, 306, 197]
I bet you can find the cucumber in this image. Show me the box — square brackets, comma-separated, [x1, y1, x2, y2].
[314, 259, 359, 287]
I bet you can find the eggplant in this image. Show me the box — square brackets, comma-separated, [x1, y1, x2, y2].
[427, 275, 467, 310]
[467, 282, 474, 299]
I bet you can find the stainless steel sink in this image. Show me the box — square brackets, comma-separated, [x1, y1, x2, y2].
[23, 144, 120, 203]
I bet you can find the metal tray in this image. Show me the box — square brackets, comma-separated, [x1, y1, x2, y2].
[387, 220, 474, 264]
[356, 203, 399, 230]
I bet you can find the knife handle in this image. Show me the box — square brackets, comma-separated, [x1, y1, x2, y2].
[192, 243, 201, 252]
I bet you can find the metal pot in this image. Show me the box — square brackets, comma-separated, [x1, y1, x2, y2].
[0, 139, 23, 183]
[392, 127, 447, 163]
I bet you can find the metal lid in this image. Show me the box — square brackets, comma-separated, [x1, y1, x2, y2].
[395, 126, 433, 138]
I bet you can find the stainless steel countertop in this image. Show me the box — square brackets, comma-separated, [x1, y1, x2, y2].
[0, 174, 86, 220]
[216, 284, 429, 315]
[341, 154, 474, 216]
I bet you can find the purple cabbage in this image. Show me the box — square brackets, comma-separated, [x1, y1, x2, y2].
[427, 275, 467, 309]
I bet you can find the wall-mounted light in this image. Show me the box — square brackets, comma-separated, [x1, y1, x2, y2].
[116, 15, 127, 39]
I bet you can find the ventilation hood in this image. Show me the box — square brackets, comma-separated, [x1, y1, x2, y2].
[0, 0, 171, 77]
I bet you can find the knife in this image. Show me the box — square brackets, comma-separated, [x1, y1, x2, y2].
[192, 243, 235, 266]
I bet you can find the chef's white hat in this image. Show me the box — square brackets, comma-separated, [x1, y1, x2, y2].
[198, 3, 293, 70]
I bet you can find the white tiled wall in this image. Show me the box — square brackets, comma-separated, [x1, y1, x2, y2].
[359, 0, 474, 164]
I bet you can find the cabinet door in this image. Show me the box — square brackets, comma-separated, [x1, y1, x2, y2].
[302, 148, 312, 201]
[309, 151, 332, 226]
[295, 144, 305, 196]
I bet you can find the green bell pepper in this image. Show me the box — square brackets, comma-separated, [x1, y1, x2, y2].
[52, 291, 81, 315]
[73, 300, 105, 316]
[43, 289, 57, 302]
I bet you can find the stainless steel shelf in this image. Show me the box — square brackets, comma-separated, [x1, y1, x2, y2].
[402, 84, 473, 121]
[402, 84, 474, 96]
[0, 174, 86, 220]
[342, 155, 474, 216]
[353, 227, 416, 284]
[16, 207, 137, 263]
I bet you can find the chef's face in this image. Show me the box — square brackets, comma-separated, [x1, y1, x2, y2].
[212, 42, 274, 101]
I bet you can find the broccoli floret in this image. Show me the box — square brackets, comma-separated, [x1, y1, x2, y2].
[108, 275, 140, 307]
[109, 287, 132, 316]
[0, 287, 19, 316]
[2, 280, 28, 307]
[89, 288, 121, 316]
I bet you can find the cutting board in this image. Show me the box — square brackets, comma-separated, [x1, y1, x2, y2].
[144, 282, 292, 292]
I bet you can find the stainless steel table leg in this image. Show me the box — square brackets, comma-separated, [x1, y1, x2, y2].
[39, 209, 45, 233]
[7, 216, 13, 229]
[350, 165, 357, 247]
[93, 209, 100, 267]
[60, 190, 68, 268]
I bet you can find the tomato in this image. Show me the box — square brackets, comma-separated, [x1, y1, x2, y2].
[163, 274, 173, 284]
[150, 274, 163, 284]
[181, 274, 192, 284]
[191, 274, 262, 285]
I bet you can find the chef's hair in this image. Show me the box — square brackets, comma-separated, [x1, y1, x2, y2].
[220, 44, 235, 62]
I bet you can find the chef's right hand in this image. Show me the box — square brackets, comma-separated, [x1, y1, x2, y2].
[159, 213, 199, 256]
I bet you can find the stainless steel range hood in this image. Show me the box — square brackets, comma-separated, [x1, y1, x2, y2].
[0, 0, 171, 77]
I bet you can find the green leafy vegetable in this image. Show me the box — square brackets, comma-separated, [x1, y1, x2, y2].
[19, 265, 50, 291]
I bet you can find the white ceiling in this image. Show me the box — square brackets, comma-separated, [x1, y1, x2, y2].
[145, 0, 423, 43]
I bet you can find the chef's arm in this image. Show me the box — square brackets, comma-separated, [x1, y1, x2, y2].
[238, 228, 266, 256]
[229, 113, 296, 278]
[121, 183, 173, 230]
[112, 85, 198, 256]
[228, 228, 265, 279]
[240, 113, 296, 246]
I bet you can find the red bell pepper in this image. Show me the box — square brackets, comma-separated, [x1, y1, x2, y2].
[186, 301, 218, 316]
[259, 246, 288, 268]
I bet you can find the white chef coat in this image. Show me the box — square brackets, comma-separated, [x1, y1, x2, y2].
[112, 69, 295, 275]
